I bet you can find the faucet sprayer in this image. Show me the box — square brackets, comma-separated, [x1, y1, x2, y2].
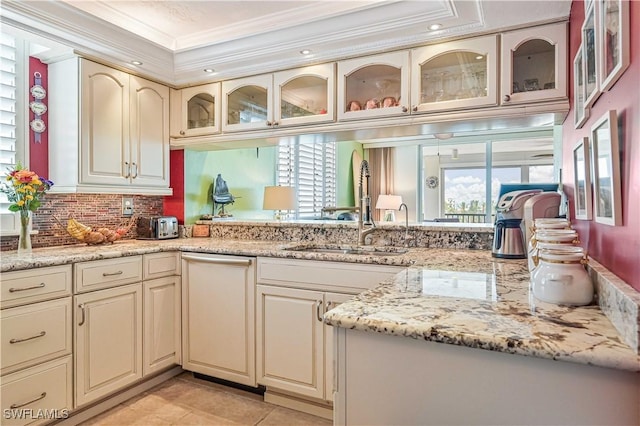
[357, 160, 376, 245]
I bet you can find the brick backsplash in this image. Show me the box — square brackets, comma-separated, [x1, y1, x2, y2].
[0, 194, 163, 251]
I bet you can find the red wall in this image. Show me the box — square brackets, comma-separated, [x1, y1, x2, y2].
[29, 57, 49, 178]
[563, 0, 640, 291]
[164, 149, 185, 223]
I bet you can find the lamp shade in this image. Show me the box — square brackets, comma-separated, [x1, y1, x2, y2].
[263, 186, 296, 210]
[375, 194, 403, 210]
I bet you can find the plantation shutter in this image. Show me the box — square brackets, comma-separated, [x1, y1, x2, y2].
[276, 141, 336, 218]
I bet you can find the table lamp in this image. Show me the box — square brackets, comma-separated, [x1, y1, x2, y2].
[263, 186, 296, 220]
[375, 194, 403, 221]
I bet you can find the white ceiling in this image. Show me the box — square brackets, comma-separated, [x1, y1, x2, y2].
[1, 0, 572, 87]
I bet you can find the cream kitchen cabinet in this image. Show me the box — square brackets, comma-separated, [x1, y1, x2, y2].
[500, 22, 568, 105]
[255, 257, 403, 414]
[337, 51, 410, 121]
[222, 64, 335, 133]
[181, 253, 256, 387]
[170, 83, 221, 138]
[411, 35, 499, 113]
[48, 57, 171, 195]
[142, 252, 182, 377]
[0, 265, 73, 425]
[74, 283, 143, 407]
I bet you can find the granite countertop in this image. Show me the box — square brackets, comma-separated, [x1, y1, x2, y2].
[2, 238, 639, 372]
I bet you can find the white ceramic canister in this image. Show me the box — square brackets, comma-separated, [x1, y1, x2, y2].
[528, 243, 584, 272]
[527, 229, 580, 268]
[531, 249, 593, 306]
[532, 218, 572, 233]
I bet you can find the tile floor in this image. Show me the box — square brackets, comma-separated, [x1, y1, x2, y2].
[81, 373, 333, 426]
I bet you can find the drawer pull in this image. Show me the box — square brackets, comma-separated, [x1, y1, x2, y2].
[9, 283, 45, 292]
[182, 254, 252, 266]
[102, 270, 123, 277]
[78, 303, 86, 326]
[316, 300, 324, 322]
[9, 330, 46, 344]
[10, 392, 47, 409]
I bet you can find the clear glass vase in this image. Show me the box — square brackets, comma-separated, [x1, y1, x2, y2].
[18, 210, 32, 254]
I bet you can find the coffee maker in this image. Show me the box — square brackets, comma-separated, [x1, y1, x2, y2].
[492, 190, 542, 259]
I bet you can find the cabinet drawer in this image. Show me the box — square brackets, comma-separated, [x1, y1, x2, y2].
[257, 258, 404, 292]
[1, 265, 72, 309]
[143, 252, 181, 280]
[1, 298, 72, 375]
[75, 256, 142, 293]
[1, 355, 73, 426]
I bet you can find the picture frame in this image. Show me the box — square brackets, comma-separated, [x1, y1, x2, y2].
[573, 42, 589, 129]
[582, 1, 600, 108]
[573, 137, 592, 220]
[599, 0, 630, 91]
[590, 110, 622, 226]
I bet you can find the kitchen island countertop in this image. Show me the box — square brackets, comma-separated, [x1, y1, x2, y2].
[1, 238, 638, 372]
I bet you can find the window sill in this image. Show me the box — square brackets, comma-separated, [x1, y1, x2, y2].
[0, 230, 40, 237]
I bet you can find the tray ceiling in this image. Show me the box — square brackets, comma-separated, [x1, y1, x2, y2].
[1, 0, 571, 86]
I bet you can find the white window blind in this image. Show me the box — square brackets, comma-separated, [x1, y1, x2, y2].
[0, 32, 23, 233]
[277, 141, 336, 218]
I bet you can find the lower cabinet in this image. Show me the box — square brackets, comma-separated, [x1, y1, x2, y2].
[74, 283, 143, 407]
[181, 253, 256, 387]
[256, 258, 404, 403]
[143, 275, 181, 376]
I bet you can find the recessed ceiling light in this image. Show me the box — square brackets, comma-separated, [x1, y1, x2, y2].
[476, 55, 484, 60]
[428, 24, 442, 31]
[131, 60, 143, 66]
[300, 49, 311, 55]
[204, 68, 215, 73]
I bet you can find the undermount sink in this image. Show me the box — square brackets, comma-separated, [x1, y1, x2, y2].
[284, 244, 408, 256]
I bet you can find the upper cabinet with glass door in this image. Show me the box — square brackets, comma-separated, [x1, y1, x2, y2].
[222, 74, 273, 132]
[274, 64, 335, 128]
[171, 83, 221, 137]
[411, 35, 498, 113]
[337, 51, 410, 121]
[500, 22, 567, 105]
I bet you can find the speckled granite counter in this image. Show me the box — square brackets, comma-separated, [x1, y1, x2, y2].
[2, 238, 639, 372]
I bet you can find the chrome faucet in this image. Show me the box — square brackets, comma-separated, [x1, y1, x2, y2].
[357, 160, 376, 245]
[399, 203, 413, 246]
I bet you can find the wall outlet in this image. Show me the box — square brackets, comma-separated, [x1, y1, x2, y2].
[122, 197, 134, 217]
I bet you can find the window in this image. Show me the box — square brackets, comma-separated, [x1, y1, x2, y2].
[277, 141, 336, 218]
[0, 31, 25, 234]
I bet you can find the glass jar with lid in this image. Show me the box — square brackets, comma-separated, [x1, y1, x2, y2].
[531, 248, 593, 306]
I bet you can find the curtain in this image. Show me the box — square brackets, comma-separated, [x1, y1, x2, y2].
[367, 147, 395, 222]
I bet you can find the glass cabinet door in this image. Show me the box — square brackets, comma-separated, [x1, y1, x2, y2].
[411, 35, 498, 113]
[274, 63, 335, 127]
[173, 83, 220, 137]
[500, 23, 567, 105]
[337, 51, 410, 121]
[222, 74, 273, 132]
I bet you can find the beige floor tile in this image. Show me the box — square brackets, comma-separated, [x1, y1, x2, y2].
[125, 394, 192, 422]
[257, 406, 333, 426]
[172, 385, 274, 425]
[174, 409, 243, 425]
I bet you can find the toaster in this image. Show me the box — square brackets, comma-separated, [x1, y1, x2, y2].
[137, 216, 179, 240]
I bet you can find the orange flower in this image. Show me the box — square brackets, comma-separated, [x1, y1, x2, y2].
[12, 169, 38, 184]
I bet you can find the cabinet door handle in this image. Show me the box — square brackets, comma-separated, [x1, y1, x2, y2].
[272, 121, 279, 127]
[10, 392, 47, 409]
[78, 303, 86, 326]
[181, 254, 252, 266]
[402, 106, 408, 113]
[179, 130, 185, 136]
[102, 270, 123, 277]
[124, 161, 131, 178]
[316, 300, 324, 322]
[503, 94, 511, 102]
[325, 301, 335, 311]
[9, 282, 45, 292]
[412, 106, 418, 112]
[266, 120, 272, 126]
[10, 331, 46, 344]
[131, 162, 138, 179]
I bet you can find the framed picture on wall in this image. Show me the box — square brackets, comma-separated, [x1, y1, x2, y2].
[573, 137, 592, 220]
[573, 43, 589, 129]
[590, 110, 622, 226]
[582, 1, 600, 107]
[599, 0, 630, 91]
